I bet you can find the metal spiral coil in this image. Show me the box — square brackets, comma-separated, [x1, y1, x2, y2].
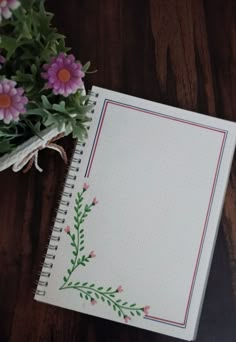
[35, 89, 99, 297]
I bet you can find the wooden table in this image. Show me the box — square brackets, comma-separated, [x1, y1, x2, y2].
[1, 0, 236, 341]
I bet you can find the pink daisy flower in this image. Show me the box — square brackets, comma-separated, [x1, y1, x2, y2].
[41, 53, 85, 97]
[0, 79, 28, 124]
[0, 0, 20, 22]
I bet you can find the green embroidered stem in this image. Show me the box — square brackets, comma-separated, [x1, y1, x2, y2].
[60, 189, 94, 288]
[60, 283, 144, 318]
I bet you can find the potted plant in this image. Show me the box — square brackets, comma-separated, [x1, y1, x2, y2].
[0, 0, 93, 172]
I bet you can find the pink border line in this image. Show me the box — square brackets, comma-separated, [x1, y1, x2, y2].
[87, 100, 227, 327]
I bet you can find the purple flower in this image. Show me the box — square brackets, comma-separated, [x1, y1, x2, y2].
[0, 79, 28, 124]
[0, 0, 20, 22]
[41, 53, 85, 97]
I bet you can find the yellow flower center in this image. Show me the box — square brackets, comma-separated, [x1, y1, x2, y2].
[58, 68, 71, 83]
[0, 94, 11, 108]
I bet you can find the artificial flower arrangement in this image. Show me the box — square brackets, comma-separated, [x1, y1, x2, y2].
[0, 0, 93, 172]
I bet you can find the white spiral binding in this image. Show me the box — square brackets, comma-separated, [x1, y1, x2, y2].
[35, 90, 99, 296]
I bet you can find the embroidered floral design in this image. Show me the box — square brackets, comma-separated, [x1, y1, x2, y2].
[59, 184, 150, 322]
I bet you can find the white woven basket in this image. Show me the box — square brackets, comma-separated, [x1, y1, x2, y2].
[0, 125, 65, 172]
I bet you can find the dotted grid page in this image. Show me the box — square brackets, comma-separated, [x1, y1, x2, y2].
[35, 86, 236, 341]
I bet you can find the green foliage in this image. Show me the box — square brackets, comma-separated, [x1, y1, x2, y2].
[0, 1, 92, 156]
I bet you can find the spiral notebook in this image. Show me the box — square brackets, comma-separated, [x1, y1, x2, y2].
[35, 86, 236, 341]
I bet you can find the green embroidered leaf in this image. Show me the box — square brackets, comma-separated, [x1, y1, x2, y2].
[72, 251, 76, 256]
[75, 282, 80, 286]
[109, 294, 115, 298]
[107, 300, 111, 306]
[80, 292, 83, 299]
[98, 287, 103, 291]
[85, 295, 89, 300]
[106, 287, 112, 291]
[74, 215, 79, 222]
[63, 276, 67, 282]
[80, 234, 84, 239]
[136, 311, 141, 316]
[67, 269, 71, 275]
[87, 291, 92, 295]
[113, 305, 116, 311]
[101, 296, 105, 302]
[82, 282, 88, 286]
[122, 302, 128, 306]
[90, 284, 95, 288]
[68, 282, 72, 286]
[71, 259, 75, 264]
[130, 311, 135, 316]
[116, 299, 122, 303]
[72, 234, 75, 241]
[118, 311, 122, 317]
[80, 247, 84, 252]
[80, 240, 84, 245]
[130, 304, 136, 307]
[95, 293, 99, 299]
[80, 229, 84, 234]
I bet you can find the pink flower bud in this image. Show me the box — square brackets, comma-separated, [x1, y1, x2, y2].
[124, 316, 131, 323]
[92, 197, 98, 205]
[91, 299, 97, 305]
[83, 183, 89, 191]
[116, 285, 123, 293]
[143, 305, 150, 315]
[89, 251, 96, 258]
[64, 225, 70, 234]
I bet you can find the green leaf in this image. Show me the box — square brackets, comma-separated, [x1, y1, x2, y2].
[136, 311, 141, 316]
[122, 302, 128, 306]
[80, 247, 84, 252]
[67, 269, 71, 275]
[90, 284, 95, 288]
[68, 282, 72, 286]
[63, 276, 67, 282]
[113, 305, 117, 311]
[98, 287, 103, 291]
[101, 296, 105, 302]
[116, 299, 122, 303]
[41, 95, 51, 109]
[130, 304, 136, 308]
[72, 234, 75, 241]
[82, 61, 91, 73]
[130, 311, 135, 316]
[75, 282, 80, 286]
[80, 292, 83, 299]
[85, 295, 89, 300]
[107, 300, 111, 306]
[118, 311, 122, 317]
[106, 287, 112, 291]
[72, 251, 76, 256]
[82, 282, 88, 286]
[71, 259, 75, 264]
[95, 292, 99, 299]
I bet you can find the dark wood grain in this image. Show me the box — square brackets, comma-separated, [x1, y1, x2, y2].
[0, 0, 236, 341]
